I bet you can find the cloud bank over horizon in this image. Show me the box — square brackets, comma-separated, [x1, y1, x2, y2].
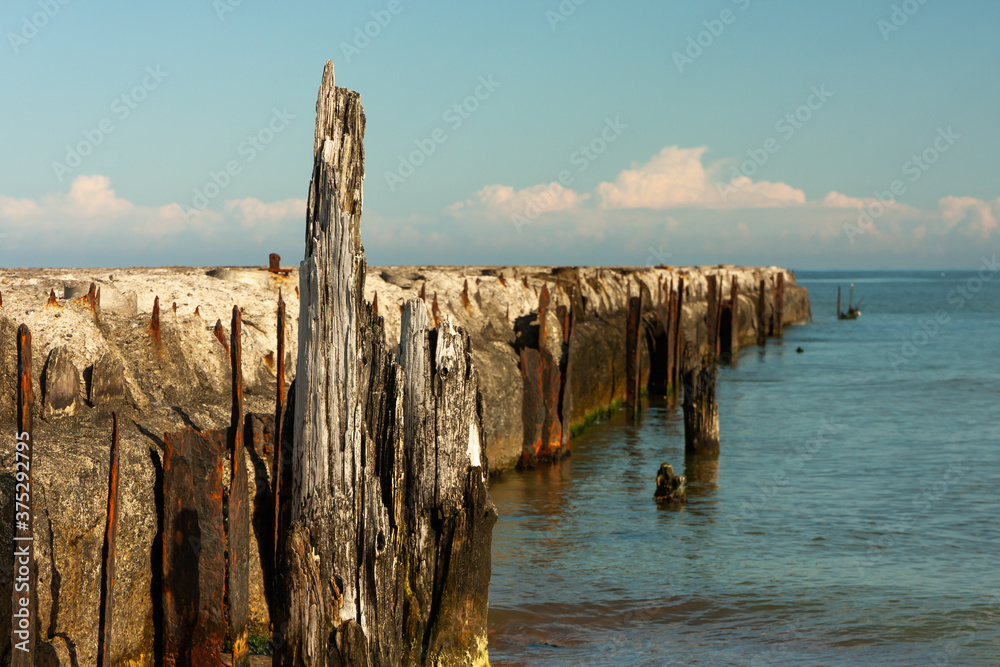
[2, 143, 997, 270]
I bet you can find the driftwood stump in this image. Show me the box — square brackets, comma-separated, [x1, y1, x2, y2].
[653, 463, 686, 504]
[278, 61, 495, 666]
[682, 354, 719, 457]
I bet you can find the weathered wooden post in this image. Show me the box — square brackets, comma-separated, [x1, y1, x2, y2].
[279, 61, 495, 666]
[625, 287, 643, 421]
[272, 290, 287, 570]
[97, 413, 120, 667]
[757, 279, 767, 346]
[11, 325, 35, 663]
[397, 303, 497, 665]
[229, 307, 250, 666]
[682, 354, 720, 457]
[706, 275, 720, 361]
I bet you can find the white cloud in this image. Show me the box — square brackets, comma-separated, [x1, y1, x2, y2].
[939, 196, 1000, 238]
[597, 146, 806, 209]
[447, 182, 587, 220]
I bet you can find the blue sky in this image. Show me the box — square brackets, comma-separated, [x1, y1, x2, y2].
[1, 0, 997, 268]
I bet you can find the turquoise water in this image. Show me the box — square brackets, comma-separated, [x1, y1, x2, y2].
[488, 270, 1000, 666]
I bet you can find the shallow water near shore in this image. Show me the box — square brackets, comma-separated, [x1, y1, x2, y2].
[487, 270, 1000, 666]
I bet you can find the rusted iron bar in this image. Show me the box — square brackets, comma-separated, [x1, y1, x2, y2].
[172, 302, 178, 315]
[46, 289, 58, 307]
[462, 279, 471, 309]
[229, 307, 250, 667]
[372, 291, 379, 317]
[12, 324, 35, 664]
[269, 253, 281, 273]
[432, 292, 441, 327]
[419, 282, 426, 302]
[625, 288, 643, 421]
[214, 319, 230, 356]
[273, 291, 287, 570]
[150, 297, 161, 351]
[98, 413, 120, 667]
[498, 272, 507, 287]
[775, 273, 785, 337]
[162, 428, 226, 664]
[194, 306, 201, 318]
[757, 279, 767, 346]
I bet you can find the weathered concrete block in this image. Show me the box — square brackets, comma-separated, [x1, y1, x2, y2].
[43, 346, 84, 419]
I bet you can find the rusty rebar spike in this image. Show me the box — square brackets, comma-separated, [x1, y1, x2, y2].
[522, 276, 529, 288]
[214, 319, 230, 357]
[372, 291, 379, 316]
[98, 412, 120, 667]
[419, 282, 426, 302]
[273, 290, 286, 570]
[269, 253, 281, 273]
[228, 306, 249, 665]
[151, 297, 162, 350]
[172, 302, 178, 315]
[506, 303, 510, 323]
[95, 286, 101, 308]
[0, 290, 3, 308]
[432, 292, 441, 327]
[87, 282, 97, 310]
[14, 324, 35, 663]
[46, 288, 58, 307]
[194, 306, 201, 318]
[462, 280, 471, 309]
[499, 272, 507, 287]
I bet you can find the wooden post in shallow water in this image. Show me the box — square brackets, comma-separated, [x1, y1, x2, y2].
[774, 272, 785, 338]
[682, 354, 720, 457]
[279, 61, 494, 666]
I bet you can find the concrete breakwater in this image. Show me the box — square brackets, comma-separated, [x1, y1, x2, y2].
[0, 263, 807, 663]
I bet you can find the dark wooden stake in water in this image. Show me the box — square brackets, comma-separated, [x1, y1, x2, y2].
[683, 355, 720, 458]
[626, 288, 644, 421]
[97, 413, 120, 667]
[706, 275, 720, 361]
[228, 306, 250, 666]
[12, 324, 35, 664]
[757, 279, 767, 346]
